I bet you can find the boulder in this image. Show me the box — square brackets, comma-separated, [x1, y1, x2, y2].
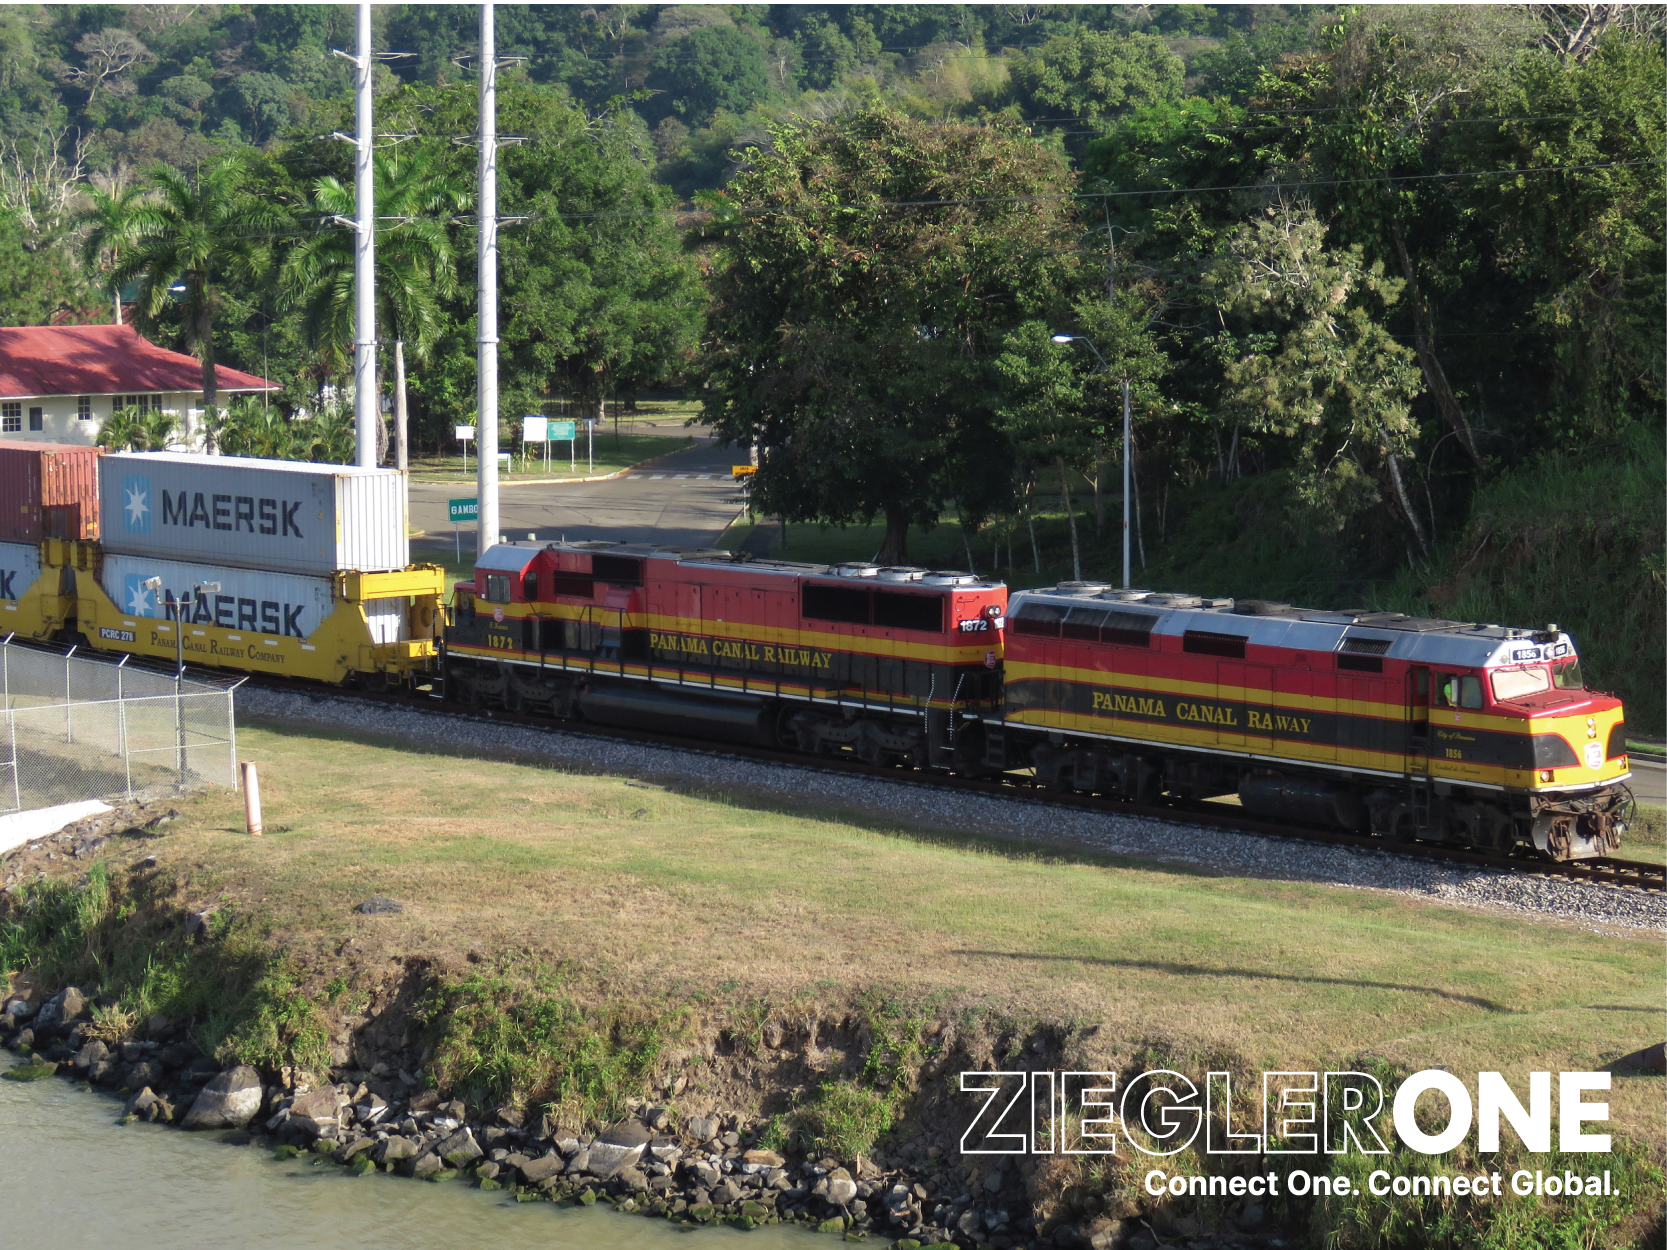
[288, 1088, 342, 1135]
[410, 1152, 444, 1179]
[376, 1136, 419, 1165]
[123, 1086, 159, 1118]
[54, 986, 87, 1022]
[519, 1155, 566, 1185]
[685, 1114, 718, 1142]
[437, 1128, 484, 1167]
[182, 1066, 265, 1130]
[124, 1060, 164, 1091]
[740, 1147, 785, 1173]
[72, 1039, 109, 1072]
[826, 1168, 858, 1206]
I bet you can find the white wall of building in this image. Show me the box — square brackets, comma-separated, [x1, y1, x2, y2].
[0, 392, 224, 447]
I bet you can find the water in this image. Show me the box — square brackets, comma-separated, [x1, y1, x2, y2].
[1, 1065, 815, 1250]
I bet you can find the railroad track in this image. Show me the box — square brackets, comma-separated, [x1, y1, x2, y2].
[239, 673, 1666, 896]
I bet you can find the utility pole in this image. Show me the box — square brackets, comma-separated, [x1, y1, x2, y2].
[352, 0, 377, 469]
[1121, 377, 1132, 590]
[475, 0, 500, 555]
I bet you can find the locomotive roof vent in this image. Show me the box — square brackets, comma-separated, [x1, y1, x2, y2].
[1140, 593, 1204, 608]
[1053, 581, 1111, 595]
[874, 567, 926, 582]
[921, 571, 978, 586]
[1232, 599, 1297, 616]
[828, 562, 880, 578]
[1096, 588, 1153, 601]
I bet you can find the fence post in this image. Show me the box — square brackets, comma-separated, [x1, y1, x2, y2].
[117, 655, 131, 800]
[62, 644, 73, 745]
[241, 761, 262, 836]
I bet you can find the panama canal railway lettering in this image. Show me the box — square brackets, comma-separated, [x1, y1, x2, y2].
[653, 630, 833, 671]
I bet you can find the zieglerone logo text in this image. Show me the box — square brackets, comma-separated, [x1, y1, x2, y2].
[959, 1068, 1621, 1198]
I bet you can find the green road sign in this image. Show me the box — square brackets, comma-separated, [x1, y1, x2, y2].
[448, 497, 478, 523]
[550, 419, 577, 440]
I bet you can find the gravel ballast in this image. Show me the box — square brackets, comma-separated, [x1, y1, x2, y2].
[239, 688, 1667, 934]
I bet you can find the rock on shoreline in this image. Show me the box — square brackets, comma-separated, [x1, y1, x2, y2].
[3, 982, 1292, 1250]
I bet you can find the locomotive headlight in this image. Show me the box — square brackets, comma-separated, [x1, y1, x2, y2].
[1585, 715, 1597, 739]
[1539, 770, 1555, 783]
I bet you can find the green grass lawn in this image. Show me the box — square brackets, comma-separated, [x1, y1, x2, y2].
[128, 717, 1667, 1142]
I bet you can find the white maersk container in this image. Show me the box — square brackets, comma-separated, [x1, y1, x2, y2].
[101, 553, 341, 642]
[0, 541, 41, 602]
[99, 452, 408, 576]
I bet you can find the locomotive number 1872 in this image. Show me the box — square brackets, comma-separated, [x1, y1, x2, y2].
[957, 618, 994, 633]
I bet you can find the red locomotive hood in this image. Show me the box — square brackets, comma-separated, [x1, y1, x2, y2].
[1496, 689, 1623, 716]
[602, 585, 643, 611]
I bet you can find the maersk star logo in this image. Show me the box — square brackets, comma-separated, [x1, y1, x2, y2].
[122, 574, 155, 617]
[120, 475, 152, 533]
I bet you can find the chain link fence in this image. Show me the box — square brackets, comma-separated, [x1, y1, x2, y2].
[0, 639, 239, 813]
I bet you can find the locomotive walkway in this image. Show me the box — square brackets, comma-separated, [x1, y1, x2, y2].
[408, 439, 748, 562]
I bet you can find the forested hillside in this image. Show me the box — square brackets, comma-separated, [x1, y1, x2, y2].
[0, 4, 1661, 718]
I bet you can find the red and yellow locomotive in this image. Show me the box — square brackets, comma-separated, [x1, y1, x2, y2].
[444, 540, 1007, 768]
[991, 585, 1630, 861]
[443, 543, 1631, 862]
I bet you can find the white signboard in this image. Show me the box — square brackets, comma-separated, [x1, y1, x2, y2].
[523, 416, 548, 443]
[455, 425, 476, 442]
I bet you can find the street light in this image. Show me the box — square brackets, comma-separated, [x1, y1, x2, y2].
[1053, 334, 1132, 590]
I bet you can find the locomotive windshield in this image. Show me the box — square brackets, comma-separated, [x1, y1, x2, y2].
[1552, 656, 1584, 689]
[1491, 665, 1551, 702]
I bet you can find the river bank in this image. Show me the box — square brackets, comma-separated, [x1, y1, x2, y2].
[0, 1057, 814, 1250]
[2, 716, 1662, 1250]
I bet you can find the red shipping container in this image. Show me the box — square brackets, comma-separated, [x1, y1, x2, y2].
[0, 442, 101, 543]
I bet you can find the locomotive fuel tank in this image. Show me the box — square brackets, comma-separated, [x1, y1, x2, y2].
[576, 679, 776, 746]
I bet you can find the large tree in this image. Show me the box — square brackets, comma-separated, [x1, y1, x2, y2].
[280, 144, 469, 465]
[701, 110, 1081, 565]
[101, 158, 280, 440]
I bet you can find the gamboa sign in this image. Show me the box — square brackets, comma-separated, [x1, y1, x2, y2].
[961, 1069, 1617, 1198]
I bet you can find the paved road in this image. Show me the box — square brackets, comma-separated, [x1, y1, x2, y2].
[410, 440, 749, 562]
[1628, 755, 1665, 808]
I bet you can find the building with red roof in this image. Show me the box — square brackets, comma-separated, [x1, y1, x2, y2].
[0, 324, 276, 447]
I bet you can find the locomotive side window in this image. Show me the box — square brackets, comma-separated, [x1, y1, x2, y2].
[1491, 665, 1551, 702]
[523, 571, 538, 602]
[873, 591, 944, 632]
[592, 555, 642, 586]
[1062, 606, 1107, 641]
[1101, 610, 1157, 647]
[803, 583, 870, 625]
[1552, 658, 1583, 689]
[550, 573, 595, 598]
[1438, 673, 1483, 709]
[1338, 635, 1389, 673]
[1182, 630, 1247, 659]
[484, 574, 511, 604]
[1011, 603, 1064, 637]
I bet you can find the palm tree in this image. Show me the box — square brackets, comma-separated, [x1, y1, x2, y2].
[79, 180, 146, 325]
[282, 146, 468, 469]
[217, 395, 300, 459]
[104, 158, 280, 446]
[97, 403, 180, 452]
